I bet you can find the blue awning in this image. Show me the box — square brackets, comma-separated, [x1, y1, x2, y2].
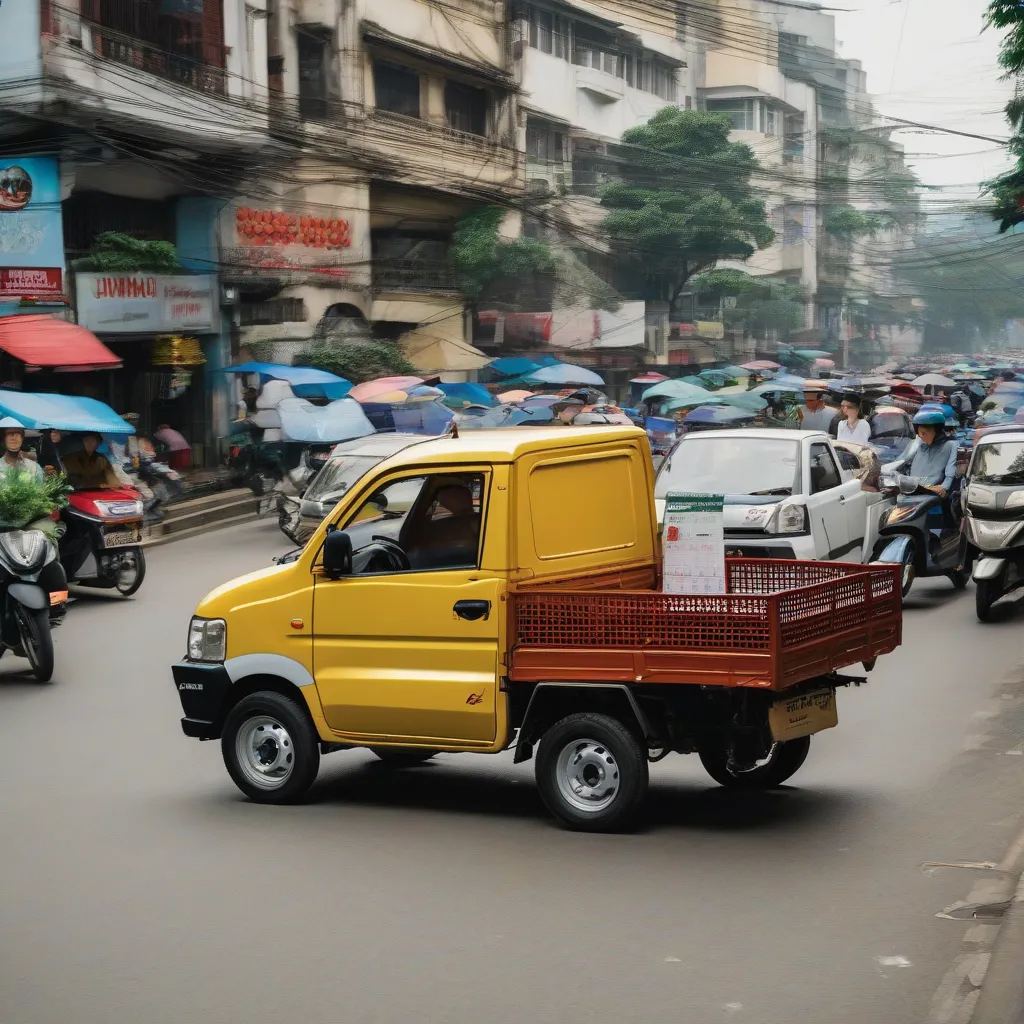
[0, 392, 135, 434]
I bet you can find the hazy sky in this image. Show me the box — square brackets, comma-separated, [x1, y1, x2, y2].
[830, 0, 1014, 199]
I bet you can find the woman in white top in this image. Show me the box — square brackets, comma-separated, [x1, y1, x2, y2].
[836, 394, 871, 444]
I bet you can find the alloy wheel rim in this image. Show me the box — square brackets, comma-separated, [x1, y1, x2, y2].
[236, 716, 295, 789]
[554, 738, 620, 813]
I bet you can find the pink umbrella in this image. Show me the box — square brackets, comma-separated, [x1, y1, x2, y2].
[630, 372, 668, 384]
[348, 375, 424, 402]
[813, 358, 835, 369]
[741, 360, 780, 371]
[498, 389, 535, 403]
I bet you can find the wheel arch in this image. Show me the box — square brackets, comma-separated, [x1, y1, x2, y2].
[511, 683, 656, 764]
[212, 673, 317, 738]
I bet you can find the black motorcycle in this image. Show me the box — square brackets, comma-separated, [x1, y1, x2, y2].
[0, 525, 65, 681]
[872, 473, 967, 598]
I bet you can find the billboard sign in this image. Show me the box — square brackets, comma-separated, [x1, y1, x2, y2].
[75, 273, 218, 334]
[0, 156, 65, 298]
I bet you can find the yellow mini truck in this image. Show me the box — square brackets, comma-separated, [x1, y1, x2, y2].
[172, 426, 901, 831]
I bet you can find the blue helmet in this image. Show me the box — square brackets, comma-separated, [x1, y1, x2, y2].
[912, 407, 946, 428]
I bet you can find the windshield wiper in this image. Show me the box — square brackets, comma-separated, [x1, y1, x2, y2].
[748, 487, 792, 496]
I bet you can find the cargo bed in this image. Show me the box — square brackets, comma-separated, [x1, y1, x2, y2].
[508, 559, 902, 692]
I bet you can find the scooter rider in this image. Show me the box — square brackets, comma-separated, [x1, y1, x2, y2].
[883, 407, 957, 498]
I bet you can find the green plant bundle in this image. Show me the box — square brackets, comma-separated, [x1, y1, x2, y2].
[0, 471, 71, 528]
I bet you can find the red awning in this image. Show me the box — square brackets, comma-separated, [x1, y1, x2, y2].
[0, 315, 122, 371]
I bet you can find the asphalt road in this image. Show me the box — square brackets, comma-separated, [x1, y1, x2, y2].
[3, 520, 1024, 1024]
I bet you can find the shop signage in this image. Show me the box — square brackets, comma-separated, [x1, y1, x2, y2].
[695, 320, 725, 340]
[0, 155, 65, 298]
[75, 273, 217, 334]
[662, 492, 726, 596]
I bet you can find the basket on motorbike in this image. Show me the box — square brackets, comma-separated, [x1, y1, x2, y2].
[508, 559, 902, 691]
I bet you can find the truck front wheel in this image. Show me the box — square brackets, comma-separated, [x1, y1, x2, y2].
[536, 712, 649, 832]
[222, 691, 320, 804]
[700, 736, 811, 790]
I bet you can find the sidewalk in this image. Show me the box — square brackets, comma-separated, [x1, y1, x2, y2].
[972, 869, 1024, 1023]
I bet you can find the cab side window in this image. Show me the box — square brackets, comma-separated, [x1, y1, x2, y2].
[340, 472, 486, 575]
[809, 443, 841, 493]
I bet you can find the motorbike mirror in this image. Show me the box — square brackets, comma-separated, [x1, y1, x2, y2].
[899, 476, 920, 495]
[369, 491, 388, 511]
[322, 528, 353, 579]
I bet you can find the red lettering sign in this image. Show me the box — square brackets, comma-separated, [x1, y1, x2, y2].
[94, 276, 158, 300]
[235, 207, 351, 250]
[0, 268, 64, 298]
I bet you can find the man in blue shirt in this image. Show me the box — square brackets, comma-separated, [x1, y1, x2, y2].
[883, 408, 957, 497]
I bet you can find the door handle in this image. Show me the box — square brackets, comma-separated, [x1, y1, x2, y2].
[454, 600, 490, 621]
[839, 495, 847, 503]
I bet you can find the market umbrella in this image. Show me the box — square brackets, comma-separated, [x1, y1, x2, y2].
[0, 392, 135, 434]
[793, 349, 832, 360]
[347, 376, 424, 402]
[487, 357, 542, 379]
[630, 372, 668, 384]
[276, 397, 374, 444]
[498, 389, 535, 403]
[222, 362, 352, 400]
[526, 362, 605, 387]
[436, 382, 496, 408]
[912, 373, 958, 389]
[662, 394, 726, 414]
[749, 380, 806, 396]
[742, 360, 780, 371]
[714, 390, 768, 412]
[642, 380, 718, 404]
[813, 358, 835, 369]
[683, 406, 755, 425]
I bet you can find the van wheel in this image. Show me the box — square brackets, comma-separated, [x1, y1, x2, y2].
[370, 748, 437, 767]
[222, 691, 320, 804]
[699, 736, 811, 790]
[976, 578, 1000, 622]
[536, 712, 648, 832]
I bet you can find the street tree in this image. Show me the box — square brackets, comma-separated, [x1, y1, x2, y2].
[985, 0, 1024, 229]
[599, 108, 775, 305]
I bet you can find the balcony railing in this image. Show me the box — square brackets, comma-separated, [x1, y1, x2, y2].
[373, 259, 458, 293]
[45, 0, 226, 96]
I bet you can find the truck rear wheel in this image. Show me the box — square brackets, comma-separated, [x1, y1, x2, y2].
[700, 736, 811, 790]
[536, 712, 648, 832]
[222, 691, 320, 804]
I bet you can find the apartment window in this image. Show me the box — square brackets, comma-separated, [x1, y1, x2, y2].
[374, 60, 421, 118]
[526, 121, 564, 162]
[445, 80, 488, 136]
[298, 31, 329, 120]
[764, 105, 777, 136]
[527, 7, 569, 59]
[706, 98, 756, 131]
[635, 58, 676, 100]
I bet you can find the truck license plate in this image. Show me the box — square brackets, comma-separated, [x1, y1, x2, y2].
[769, 688, 838, 742]
[104, 528, 141, 548]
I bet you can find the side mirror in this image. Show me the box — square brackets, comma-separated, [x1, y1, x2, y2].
[323, 529, 353, 579]
[369, 491, 388, 511]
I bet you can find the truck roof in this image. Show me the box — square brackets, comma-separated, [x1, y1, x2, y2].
[379, 425, 646, 468]
[679, 427, 830, 443]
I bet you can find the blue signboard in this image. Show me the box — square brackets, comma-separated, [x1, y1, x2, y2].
[0, 155, 65, 298]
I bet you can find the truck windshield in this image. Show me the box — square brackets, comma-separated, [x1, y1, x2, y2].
[870, 411, 913, 442]
[655, 437, 801, 498]
[971, 441, 1024, 485]
[304, 455, 384, 504]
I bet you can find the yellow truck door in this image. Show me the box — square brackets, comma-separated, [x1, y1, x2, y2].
[311, 467, 503, 747]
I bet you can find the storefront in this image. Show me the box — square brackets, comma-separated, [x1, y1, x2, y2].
[74, 272, 218, 464]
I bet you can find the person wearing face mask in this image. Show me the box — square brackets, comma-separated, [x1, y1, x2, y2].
[0, 419, 44, 481]
[61, 432, 122, 491]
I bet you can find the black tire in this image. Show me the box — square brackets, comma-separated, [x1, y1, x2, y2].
[221, 691, 320, 804]
[948, 568, 969, 590]
[115, 548, 146, 597]
[976, 577, 1000, 622]
[535, 712, 649, 832]
[699, 735, 811, 790]
[899, 542, 916, 599]
[369, 748, 437, 767]
[17, 606, 54, 683]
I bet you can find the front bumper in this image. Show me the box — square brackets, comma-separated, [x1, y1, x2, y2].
[723, 535, 801, 559]
[172, 661, 232, 739]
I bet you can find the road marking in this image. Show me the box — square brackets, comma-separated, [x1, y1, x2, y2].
[876, 955, 912, 969]
[922, 861, 999, 873]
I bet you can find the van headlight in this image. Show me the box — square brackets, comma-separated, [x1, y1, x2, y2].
[767, 503, 809, 534]
[187, 616, 226, 663]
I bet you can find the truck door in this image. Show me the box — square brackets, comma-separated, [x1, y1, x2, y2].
[311, 468, 503, 747]
[805, 441, 855, 560]
[832, 445, 869, 560]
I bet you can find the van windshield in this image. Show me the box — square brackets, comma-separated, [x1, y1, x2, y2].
[304, 455, 385, 504]
[972, 441, 1024, 485]
[655, 437, 801, 498]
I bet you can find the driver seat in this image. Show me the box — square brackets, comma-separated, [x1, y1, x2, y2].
[406, 483, 480, 571]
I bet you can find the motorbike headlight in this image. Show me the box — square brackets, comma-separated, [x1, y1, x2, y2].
[767, 503, 809, 534]
[883, 505, 919, 526]
[0, 529, 48, 574]
[1004, 490, 1024, 511]
[94, 500, 144, 518]
[187, 616, 227, 663]
[967, 518, 1024, 550]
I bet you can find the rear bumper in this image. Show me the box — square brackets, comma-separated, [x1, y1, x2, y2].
[172, 661, 231, 740]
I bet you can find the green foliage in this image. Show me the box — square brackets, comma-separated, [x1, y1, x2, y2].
[0, 471, 70, 528]
[985, 0, 1024, 229]
[689, 268, 759, 299]
[600, 108, 775, 303]
[292, 338, 415, 384]
[77, 232, 180, 273]
[245, 339, 277, 363]
[692, 271, 807, 337]
[823, 204, 884, 240]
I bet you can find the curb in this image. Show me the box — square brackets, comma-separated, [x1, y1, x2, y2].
[972, 870, 1024, 1024]
[141, 511, 262, 548]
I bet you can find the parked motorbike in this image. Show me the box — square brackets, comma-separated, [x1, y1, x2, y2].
[963, 428, 1024, 621]
[274, 446, 331, 539]
[872, 472, 967, 598]
[59, 487, 147, 597]
[135, 454, 183, 520]
[0, 524, 65, 681]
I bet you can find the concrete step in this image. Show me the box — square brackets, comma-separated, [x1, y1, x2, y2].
[145, 487, 261, 541]
[143, 511, 266, 548]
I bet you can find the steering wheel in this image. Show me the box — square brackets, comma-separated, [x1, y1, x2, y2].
[369, 536, 411, 571]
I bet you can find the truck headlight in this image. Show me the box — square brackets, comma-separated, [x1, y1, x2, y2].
[1004, 490, 1024, 511]
[767, 503, 809, 534]
[187, 616, 226, 663]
